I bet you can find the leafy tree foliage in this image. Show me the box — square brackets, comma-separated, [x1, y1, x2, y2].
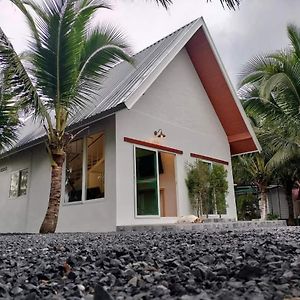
[186, 160, 228, 218]
[186, 160, 210, 217]
[239, 24, 300, 166]
[236, 193, 260, 221]
[209, 164, 228, 216]
[237, 24, 300, 224]
[232, 152, 275, 220]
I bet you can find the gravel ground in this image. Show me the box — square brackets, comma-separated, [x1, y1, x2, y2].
[0, 227, 300, 300]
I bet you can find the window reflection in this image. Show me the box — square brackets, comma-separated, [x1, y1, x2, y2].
[19, 169, 28, 196]
[65, 132, 105, 202]
[9, 172, 19, 198]
[86, 133, 105, 200]
[65, 139, 83, 202]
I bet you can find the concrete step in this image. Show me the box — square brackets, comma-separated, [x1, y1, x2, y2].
[117, 220, 287, 232]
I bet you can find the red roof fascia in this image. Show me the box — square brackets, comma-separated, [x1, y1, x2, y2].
[185, 27, 258, 155]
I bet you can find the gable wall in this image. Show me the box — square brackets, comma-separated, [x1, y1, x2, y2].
[116, 48, 237, 226]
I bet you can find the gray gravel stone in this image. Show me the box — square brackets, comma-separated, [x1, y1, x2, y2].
[0, 227, 299, 299]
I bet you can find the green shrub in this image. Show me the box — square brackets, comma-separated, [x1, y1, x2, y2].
[236, 193, 260, 220]
[210, 164, 228, 217]
[186, 160, 228, 217]
[185, 160, 210, 217]
[267, 213, 279, 220]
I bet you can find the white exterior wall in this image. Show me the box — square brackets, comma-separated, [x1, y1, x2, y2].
[0, 116, 117, 233]
[115, 48, 237, 226]
[57, 116, 117, 232]
[0, 145, 51, 233]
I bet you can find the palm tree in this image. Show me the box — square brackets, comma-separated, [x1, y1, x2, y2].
[239, 24, 300, 224]
[0, 0, 131, 233]
[234, 151, 275, 220]
[239, 24, 300, 142]
[275, 160, 300, 225]
[0, 70, 19, 151]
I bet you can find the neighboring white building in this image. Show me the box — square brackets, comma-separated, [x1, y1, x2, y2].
[0, 18, 259, 233]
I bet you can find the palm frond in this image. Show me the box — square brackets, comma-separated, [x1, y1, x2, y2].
[29, 0, 79, 108]
[260, 73, 300, 104]
[73, 0, 111, 37]
[238, 55, 278, 87]
[153, 0, 173, 9]
[10, 0, 41, 48]
[153, 0, 240, 9]
[71, 26, 132, 114]
[216, 0, 240, 10]
[0, 70, 20, 150]
[0, 26, 52, 131]
[287, 23, 300, 59]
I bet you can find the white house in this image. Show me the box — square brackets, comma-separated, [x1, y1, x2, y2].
[0, 18, 260, 233]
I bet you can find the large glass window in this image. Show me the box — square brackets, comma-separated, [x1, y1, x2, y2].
[19, 169, 29, 196]
[9, 168, 29, 198]
[86, 133, 105, 200]
[135, 148, 159, 216]
[196, 160, 228, 215]
[65, 132, 104, 203]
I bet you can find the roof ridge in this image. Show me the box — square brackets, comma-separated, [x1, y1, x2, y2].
[132, 18, 201, 58]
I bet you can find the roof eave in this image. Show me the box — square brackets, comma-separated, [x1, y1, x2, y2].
[0, 103, 126, 159]
[199, 22, 261, 155]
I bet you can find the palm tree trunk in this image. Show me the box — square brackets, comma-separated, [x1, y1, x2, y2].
[39, 153, 65, 233]
[284, 180, 295, 226]
[200, 194, 203, 217]
[260, 186, 268, 220]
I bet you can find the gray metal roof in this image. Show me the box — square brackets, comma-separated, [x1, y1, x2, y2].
[69, 18, 199, 124]
[2, 19, 200, 157]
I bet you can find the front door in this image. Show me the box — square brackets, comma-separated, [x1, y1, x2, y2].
[135, 147, 160, 216]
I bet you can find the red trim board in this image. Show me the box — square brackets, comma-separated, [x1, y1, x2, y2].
[124, 137, 183, 154]
[185, 28, 258, 155]
[190, 152, 229, 165]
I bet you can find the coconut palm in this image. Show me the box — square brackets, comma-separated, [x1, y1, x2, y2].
[235, 151, 275, 220]
[276, 159, 300, 225]
[239, 24, 300, 223]
[0, 70, 19, 151]
[0, 0, 131, 233]
[239, 24, 300, 146]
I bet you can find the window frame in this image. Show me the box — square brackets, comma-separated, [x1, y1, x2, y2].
[9, 168, 29, 199]
[134, 145, 163, 219]
[64, 133, 105, 205]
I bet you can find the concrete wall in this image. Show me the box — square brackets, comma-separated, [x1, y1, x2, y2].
[57, 116, 117, 232]
[268, 187, 289, 219]
[115, 48, 237, 226]
[0, 144, 50, 233]
[0, 116, 117, 233]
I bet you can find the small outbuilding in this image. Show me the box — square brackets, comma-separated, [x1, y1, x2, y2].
[0, 18, 259, 232]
